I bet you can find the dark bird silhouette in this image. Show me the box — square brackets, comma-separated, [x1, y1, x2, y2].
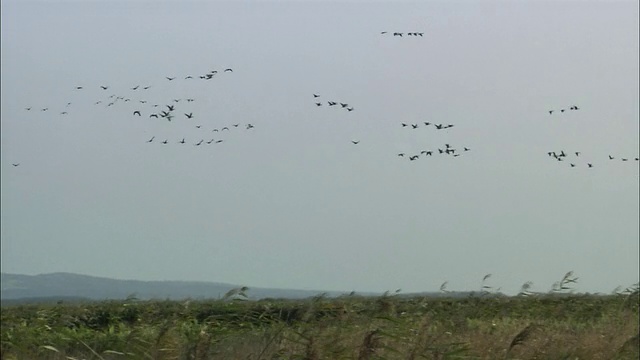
[25, 107, 32, 110]
[397, 153, 405, 157]
[635, 158, 639, 161]
[401, 123, 408, 127]
[222, 127, 229, 131]
[464, 147, 471, 152]
[179, 138, 185, 144]
[570, 163, 576, 167]
[411, 124, 419, 129]
[246, 124, 254, 129]
[351, 140, 360, 144]
[435, 124, 444, 129]
[41, 108, 48, 111]
[12, 163, 20, 167]
[100, 86, 108, 90]
[143, 86, 151, 90]
[381, 31, 388, 34]
[340, 103, 348, 108]
[185, 76, 193, 79]
[131, 85, 139, 90]
[207, 139, 214, 144]
[409, 155, 419, 161]
[328, 101, 337, 106]
[560, 109, 565, 113]
[588, 163, 593, 168]
[166, 105, 175, 111]
[313, 94, 320, 97]
[133, 111, 141, 116]
[173, 99, 181, 103]
[315, 102, 322, 106]
[215, 140, 223, 143]
[195, 140, 203, 146]
[233, 124, 239, 128]
[212, 129, 219, 132]
[570, 106, 579, 110]
[393, 32, 403, 36]
[195, 125, 201, 129]
[60, 111, 68, 115]
[224, 68, 233, 72]
[185, 113, 194, 119]
[166, 77, 176, 81]
[549, 110, 554, 115]
[187, 98, 195, 102]
[347, 107, 354, 111]
[75, 86, 83, 90]
[140, 100, 147, 104]
[575, 152, 580, 156]
[424, 122, 431, 126]
[162, 140, 168, 145]
[609, 155, 615, 160]
[622, 158, 628, 161]
[147, 136, 155, 143]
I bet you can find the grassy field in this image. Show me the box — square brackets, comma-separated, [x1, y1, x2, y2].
[1, 285, 638, 360]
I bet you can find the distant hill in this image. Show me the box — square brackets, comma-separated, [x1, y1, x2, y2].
[0, 273, 348, 303]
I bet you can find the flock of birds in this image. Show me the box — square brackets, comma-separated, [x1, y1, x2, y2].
[9, 31, 640, 172]
[547, 150, 639, 168]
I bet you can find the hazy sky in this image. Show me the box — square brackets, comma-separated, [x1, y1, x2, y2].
[1, 0, 638, 295]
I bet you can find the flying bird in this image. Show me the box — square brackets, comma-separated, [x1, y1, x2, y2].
[100, 86, 108, 90]
[313, 94, 320, 98]
[351, 140, 360, 144]
[146, 136, 155, 143]
[179, 138, 185, 144]
[346, 107, 354, 111]
[185, 113, 194, 119]
[224, 68, 233, 72]
[131, 85, 139, 90]
[315, 102, 322, 106]
[587, 163, 593, 168]
[166, 105, 175, 111]
[195, 140, 204, 146]
[162, 140, 168, 145]
[166, 77, 176, 81]
[12, 163, 20, 167]
[133, 111, 141, 116]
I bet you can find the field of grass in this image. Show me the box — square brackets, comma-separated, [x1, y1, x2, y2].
[2, 282, 638, 360]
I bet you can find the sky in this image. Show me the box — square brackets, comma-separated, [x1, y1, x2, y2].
[1, 0, 638, 296]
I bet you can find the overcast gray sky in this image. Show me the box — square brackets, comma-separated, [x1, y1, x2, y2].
[1, 0, 638, 295]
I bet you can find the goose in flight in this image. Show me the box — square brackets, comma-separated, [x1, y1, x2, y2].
[246, 124, 254, 129]
[575, 152, 580, 156]
[313, 94, 320, 97]
[143, 86, 151, 89]
[346, 107, 354, 111]
[146, 136, 155, 143]
[25, 107, 32, 110]
[185, 76, 193, 79]
[233, 124, 240, 128]
[166, 105, 175, 111]
[411, 124, 418, 129]
[570, 105, 579, 110]
[393, 32, 403, 36]
[41, 108, 49, 111]
[401, 123, 408, 127]
[464, 147, 471, 152]
[221, 127, 229, 131]
[381, 31, 388, 34]
[12, 163, 20, 167]
[207, 139, 214, 144]
[409, 155, 419, 161]
[195, 140, 204, 146]
[328, 101, 337, 106]
[179, 138, 185, 144]
[131, 85, 140, 90]
[622, 158, 628, 161]
[397, 153, 405, 157]
[162, 140, 168, 144]
[215, 140, 223, 143]
[166, 77, 176, 81]
[351, 140, 360, 144]
[224, 68, 233, 72]
[548, 110, 554, 115]
[185, 113, 194, 119]
[133, 111, 141, 116]
[100, 86, 109, 90]
[316, 102, 322, 106]
[609, 155, 615, 160]
[340, 103, 348, 108]
[195, 125, 201, 129]
[570, 163, 576, 167]
[186, 98, 195, 102]
[587, 163, 593, 168]
[75, 86, 83, 90]
[424, 122, 431, 126]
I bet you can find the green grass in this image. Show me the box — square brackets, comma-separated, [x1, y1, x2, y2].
[2, 289, 638, 360]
